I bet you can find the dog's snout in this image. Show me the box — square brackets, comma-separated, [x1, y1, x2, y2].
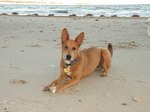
[66, 54, 71, 60]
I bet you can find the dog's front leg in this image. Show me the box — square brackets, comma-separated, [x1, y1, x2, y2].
[43, 74, 67, 91]
[56, 76, 80, 93]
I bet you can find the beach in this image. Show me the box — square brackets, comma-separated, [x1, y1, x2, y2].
[0, 15, 150, 112]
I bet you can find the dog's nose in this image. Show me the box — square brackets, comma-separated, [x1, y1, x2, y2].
[66, 54, 71, 60]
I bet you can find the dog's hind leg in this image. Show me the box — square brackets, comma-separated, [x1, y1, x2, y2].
[101, 56, 112, 77]
[101, 63, 108, 77]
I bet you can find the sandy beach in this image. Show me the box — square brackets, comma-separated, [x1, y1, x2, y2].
[0, 15, 150, 112]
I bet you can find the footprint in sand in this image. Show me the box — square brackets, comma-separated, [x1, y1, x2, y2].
[1, 46, 9, 48]
[9, 66, 20, 70]
[10, 79, 27, 84]
[136, 80, 148, 84]
[9, 63, 21, 70]
[132, 96, 150, 103]
[30, 44, 42, 47]
[115, 41, 140, 49]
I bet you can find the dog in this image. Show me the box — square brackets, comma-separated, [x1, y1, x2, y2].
[43, 28, 113, 93]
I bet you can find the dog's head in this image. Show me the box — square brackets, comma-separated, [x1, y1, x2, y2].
[61, 28, 84, 64]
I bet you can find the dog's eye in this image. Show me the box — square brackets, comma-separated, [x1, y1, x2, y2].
[72, 47, 76, 50]
[64, 46, 68, 49]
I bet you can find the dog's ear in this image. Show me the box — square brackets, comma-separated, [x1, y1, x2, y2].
[61, 28, 69, 43]
[75, 32, 84, 47]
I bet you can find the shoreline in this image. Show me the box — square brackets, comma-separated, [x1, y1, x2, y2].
[0, 13, 149, 18]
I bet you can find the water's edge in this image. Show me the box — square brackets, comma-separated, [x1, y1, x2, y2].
[0, 4, 150, 17]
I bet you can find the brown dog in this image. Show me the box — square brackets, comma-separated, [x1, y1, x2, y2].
[43, 28, 113, 93]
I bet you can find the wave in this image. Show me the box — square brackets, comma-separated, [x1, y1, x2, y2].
[53, 9, 68, 13]
[0, 4, 150, 17]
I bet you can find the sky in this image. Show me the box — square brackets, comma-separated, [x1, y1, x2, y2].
[2, 0, 150, 5]
[80, 0, 150, 5]
[53, 0, 150, 5]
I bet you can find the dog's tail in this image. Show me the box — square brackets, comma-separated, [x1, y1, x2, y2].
[108, 43, 113, 57]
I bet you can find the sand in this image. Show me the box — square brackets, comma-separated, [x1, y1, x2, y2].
[0, 15, 150, 112]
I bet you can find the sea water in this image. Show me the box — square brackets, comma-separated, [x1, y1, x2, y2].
[0, 3, 149, 17]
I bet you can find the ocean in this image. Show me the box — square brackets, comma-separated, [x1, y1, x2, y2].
[0, 3, 150, 17]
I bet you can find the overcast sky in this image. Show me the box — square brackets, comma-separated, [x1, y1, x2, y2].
[53, 0, 150, 5]
[36, 0, 149, 5]
[2, 0, 150, 5]
[81, 0, 149, 5]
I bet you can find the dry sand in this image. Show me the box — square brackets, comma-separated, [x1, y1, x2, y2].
[0, 15, 150, 112]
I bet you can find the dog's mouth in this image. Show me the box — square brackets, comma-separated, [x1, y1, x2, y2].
[65, 59, 71, 64]
[63, 52, 78, 65]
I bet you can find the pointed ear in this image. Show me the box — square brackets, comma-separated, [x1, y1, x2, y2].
[75, 32, 84, 47]
[61, 28, 69, 43]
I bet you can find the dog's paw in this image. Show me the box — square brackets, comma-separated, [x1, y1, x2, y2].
[101, 72, 107, 77]
[43, 86, 57, 94]
[43, 83, 56, 91]
[51, 86, 56, 94]
[43, 86, 51, 91]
